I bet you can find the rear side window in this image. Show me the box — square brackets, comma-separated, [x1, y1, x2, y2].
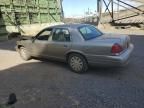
[52, 28, 70, 42]
[78, 25, 103, 40]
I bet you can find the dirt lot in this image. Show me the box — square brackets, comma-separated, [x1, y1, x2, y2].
[0, 35, 144, 108]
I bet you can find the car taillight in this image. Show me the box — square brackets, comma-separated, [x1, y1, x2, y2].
[111, 43, 123, 55]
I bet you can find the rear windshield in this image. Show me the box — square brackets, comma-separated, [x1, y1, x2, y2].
[78, 25, 103, 40]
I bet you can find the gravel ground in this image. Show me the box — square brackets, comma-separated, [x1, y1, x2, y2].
[0, 35, 144, 108]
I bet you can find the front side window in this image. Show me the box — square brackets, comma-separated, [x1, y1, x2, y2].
[78, 25, 103, 40]
[37, 29, 52, 40]
[52, 28, 70, 42]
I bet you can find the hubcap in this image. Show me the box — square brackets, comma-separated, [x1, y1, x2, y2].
[70, 56, 83, 72]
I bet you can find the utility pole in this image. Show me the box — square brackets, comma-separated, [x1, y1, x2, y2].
[111, 0, 114, 23]
[97, 0, 102, 26]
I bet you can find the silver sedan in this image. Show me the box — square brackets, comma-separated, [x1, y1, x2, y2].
[16, 24, 134, 73]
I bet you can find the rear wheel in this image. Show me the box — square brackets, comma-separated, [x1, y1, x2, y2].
[19, 47, 31, 61]
[68, 53, 88, 73]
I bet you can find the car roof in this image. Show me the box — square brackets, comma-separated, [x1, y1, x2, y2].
[46, 23, 91, 29]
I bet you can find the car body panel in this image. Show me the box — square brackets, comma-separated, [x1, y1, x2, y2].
[44, 41, 72, 60]
[86, 44, 134, 66]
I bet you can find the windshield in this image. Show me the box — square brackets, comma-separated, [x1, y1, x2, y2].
[78, 25, 103, 40]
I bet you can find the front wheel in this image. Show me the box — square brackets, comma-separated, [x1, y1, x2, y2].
[19, 47, 31, 61]
[68, 53, 88, 73]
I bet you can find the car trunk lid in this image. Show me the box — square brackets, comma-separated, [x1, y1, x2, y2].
[98, 33, 130, 50]
[84, 33, 130, 56]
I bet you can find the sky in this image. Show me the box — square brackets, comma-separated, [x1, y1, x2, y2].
[62, 0, 97, 17]
[62, 0, 141, 18]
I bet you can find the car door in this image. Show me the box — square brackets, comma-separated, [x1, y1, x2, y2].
[31, 28, 53, 57]
[46, 28, 72, 60]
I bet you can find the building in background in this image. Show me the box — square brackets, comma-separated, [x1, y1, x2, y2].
[0, 0, 63, 40]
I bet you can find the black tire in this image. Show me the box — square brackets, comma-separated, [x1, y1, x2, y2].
[19, 47, 31, 61]
[68, 53, 88, 73]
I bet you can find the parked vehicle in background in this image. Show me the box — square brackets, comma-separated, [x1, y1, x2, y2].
[16, 24, 134, 73]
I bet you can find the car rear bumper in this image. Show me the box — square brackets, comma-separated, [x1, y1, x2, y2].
[87, 44, 134, 66]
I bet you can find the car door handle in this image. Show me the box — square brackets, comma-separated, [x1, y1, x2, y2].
[63, 45, 68, 48]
